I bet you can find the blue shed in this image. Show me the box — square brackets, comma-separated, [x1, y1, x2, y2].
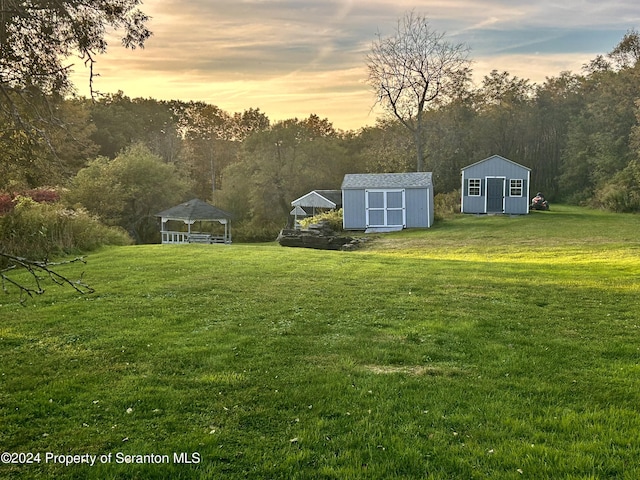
[461, 155, 531, 215]
[341, 172, 434, 231]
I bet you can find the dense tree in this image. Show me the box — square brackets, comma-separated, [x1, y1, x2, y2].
[176, 102, 235, 200]
[471, 70, 535, 159]
[0, 95, 98, 190]
[219, 116, 350, 238]
[560, 64, 640, 202]
[89, 92, 181, 162]
[1, 0, 150, 96]
[66, 144, 191, 243]
[365, 11, 470, 172]
[527, 72, 584, 198]
[421, 67, 476, 192]
[355, 120, 414, 174]
[0, 0, 151, 296]
[1, 0, 151, 188]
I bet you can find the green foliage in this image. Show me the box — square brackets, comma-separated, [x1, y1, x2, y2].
[433, 189, 461, 219]
[66, 143, 191, 243]
[1, 1, 150, 96]
[592, 160, 640, 212]
[219, 116, 350, 230]
[1, 207, 640, 478]
[0, 96, 99, 190]
[298, 208, 344, 231]
[0, 197, 131, 259]
[559, 64, 640, 202]
[5, 30, 640, 236]
[89, 93, 181, 162]
[355, 120, 414, 174]
[231, 219, 283, 243]
[0, 1, 150, 192]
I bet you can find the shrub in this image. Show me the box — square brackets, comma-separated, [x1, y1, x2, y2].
[24, 187, 61, 204]
[0, 197, 132, 259]
[231, 220, 282, 243]
[66, 144, 191, 243]
[592, 160, 640, 212]
[0, 187, 62, 215]
[0, 193, 13, 214]
[434, 189, 461, 220]
[298, 209, 344, 231]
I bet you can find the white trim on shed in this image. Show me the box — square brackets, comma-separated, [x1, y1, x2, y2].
[342, 172, 433, 230]
[461, 155, 531, 215]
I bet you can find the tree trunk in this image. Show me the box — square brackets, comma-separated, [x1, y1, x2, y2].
[415, 129, 425, 172]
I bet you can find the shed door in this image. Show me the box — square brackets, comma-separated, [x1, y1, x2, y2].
[366, 189, 406, 227]
[486, 178, 505, 213]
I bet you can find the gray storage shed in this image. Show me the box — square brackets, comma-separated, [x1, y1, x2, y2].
[461, 155, 530, 215]
[341, 172, 434, 231]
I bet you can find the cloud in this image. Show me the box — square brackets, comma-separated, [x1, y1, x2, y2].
[68, 0, 636, 130]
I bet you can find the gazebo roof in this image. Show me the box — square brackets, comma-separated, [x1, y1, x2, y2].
[155, 199, 233, 221]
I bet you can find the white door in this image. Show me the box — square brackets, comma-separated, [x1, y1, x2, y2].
[366, 189, 406, 227]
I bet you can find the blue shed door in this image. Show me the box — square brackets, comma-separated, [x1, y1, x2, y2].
[486, 178, 505, 213]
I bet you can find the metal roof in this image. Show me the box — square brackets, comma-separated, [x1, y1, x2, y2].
[155, 198, 233, 221]
[342, 172, 432, 189]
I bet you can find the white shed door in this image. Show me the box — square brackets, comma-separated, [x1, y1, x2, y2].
[365, 189, 406, 227]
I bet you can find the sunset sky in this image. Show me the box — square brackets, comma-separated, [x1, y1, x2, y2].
[69, 0, 639, 131]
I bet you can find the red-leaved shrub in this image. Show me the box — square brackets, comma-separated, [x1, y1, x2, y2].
[0, 188, 61, 215]
[0, 194, 14, 214]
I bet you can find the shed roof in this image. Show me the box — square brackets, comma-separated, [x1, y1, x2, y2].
[342, 172, 432, 189]
[461, 154, 530, 172]
[291, 190, 342, 208]
[155, 198, 233, 221]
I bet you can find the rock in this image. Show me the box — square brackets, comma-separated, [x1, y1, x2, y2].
[277, 222, 357, 250]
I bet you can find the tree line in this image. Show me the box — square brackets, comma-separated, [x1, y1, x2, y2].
[2, 32, 640, 242]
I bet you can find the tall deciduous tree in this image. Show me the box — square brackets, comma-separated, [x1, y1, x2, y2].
[365, 11, 469, 172]
[0, 0, 151, 186]
[0, 0, 151, 97]
[219, 116, 349, 237]
[66, 144, 190, 243]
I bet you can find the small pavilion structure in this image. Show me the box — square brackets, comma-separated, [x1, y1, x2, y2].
[155, 198, 232, 244]
[290, 190, 342, 228]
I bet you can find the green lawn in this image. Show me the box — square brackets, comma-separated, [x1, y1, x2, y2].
[1, 205, 639, 479]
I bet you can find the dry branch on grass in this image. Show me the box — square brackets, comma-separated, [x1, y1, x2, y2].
[0, 252, 93, 304]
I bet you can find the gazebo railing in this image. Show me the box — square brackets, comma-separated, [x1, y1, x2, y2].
[161, 231, 231, 244]
[161, 231, 189, 244]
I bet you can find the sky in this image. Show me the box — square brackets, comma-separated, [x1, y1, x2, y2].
[69, 0, 640, 131]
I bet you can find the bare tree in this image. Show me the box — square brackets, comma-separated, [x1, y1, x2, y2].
[366, 11, 470, 172]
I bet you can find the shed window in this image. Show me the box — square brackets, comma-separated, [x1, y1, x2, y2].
[468, 178, 481, 196]
[510, 179, 523, 197]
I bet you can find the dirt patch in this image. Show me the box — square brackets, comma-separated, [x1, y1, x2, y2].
[362, 364, 466, 377]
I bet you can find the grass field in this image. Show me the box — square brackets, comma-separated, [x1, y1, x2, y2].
[1, 205, 639, 479]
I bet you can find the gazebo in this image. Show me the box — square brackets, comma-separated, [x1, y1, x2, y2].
[155, 198, 232, 244]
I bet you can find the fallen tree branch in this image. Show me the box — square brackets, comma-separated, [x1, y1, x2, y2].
[0, 253, 94, 304]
